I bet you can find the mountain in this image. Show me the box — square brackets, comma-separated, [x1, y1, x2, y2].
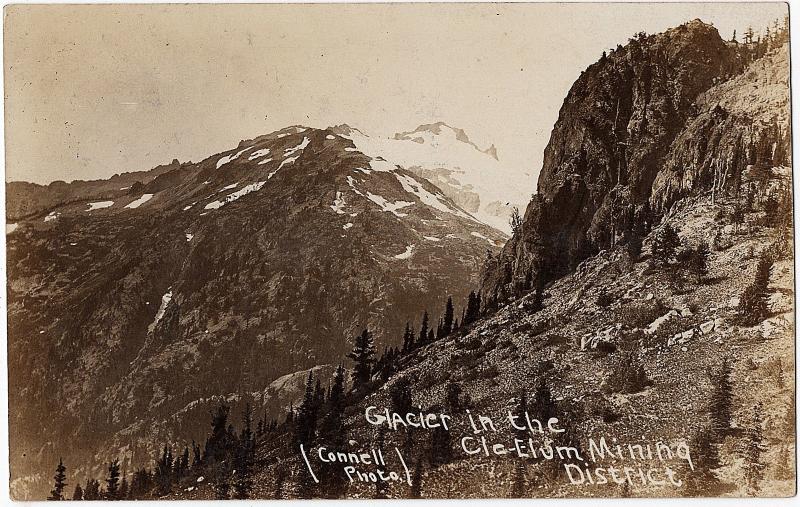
[6, 125, 506, 498]
[332, 122, 532, 233]
[163, 20, 793, 500]
[482, 20, 790, 303]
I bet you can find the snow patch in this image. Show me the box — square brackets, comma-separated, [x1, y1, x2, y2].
[331, 191, 347, 214]
[186, 233, 194, 242]
[87, 201, 114, 211]
[470, 231, 496, 245]
[257, 158, 274, 166]
[248, 148, 271, 161]
[343, 222, 353, 230]
[203, 181, 266, 210]
[394, 245, 415, 260]
[125, 193, 154, 209]
[284, 137, 310, 157]
[326, 135, 336, 140]
[395, 172, 475, 221]
[216, 146, 253, 169]
[148, 289, 173, 332]
[44, 211, 60, 222]
[423, 236, 441, 242]
[6, 223, 18, 234]
[270, 157, 297, 178]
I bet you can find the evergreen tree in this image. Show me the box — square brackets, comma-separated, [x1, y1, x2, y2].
[155, 445, 173, 496]
[273, 467, 286, 499]
[390, 376, 414, 415]
[294, 372, 319, 446]
[401, 322, 414, 354]
[347, 328, 376, 388]
[418, 312, 430, 346]
[104, 459, 121, 500]
[511, 459, 527, 497]
[682, 427, 722, 496]
[233, 403, 255, 499]
[410, 459, 424, 498]
[318, 366, 348, 498]
[443, 297, 455, 337]
[743, 403, 766, 494]
[119, 475, 129, 500]
[738, 254, 773, 325]
[651, 224, 681, 265]
[428, 425, 452, 467]
[48, 458, 68, 500]
[191, 441, 202, 469]
[83, 479, 101, 500]
[71, 484, 83, 501]
[709, 359, 734, 437]
[685, 241, 710, 284]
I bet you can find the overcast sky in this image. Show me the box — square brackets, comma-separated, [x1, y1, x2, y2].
[4, 2, 788, 185]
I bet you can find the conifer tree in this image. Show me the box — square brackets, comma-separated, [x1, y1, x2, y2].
[682, 427, 722, 496]
[390, 377, 414, 415]
[410, 459, 424, 498]
[743, 403, 766, 494]
[418, 312, 430, 346]
[104, 459, 121, 500]
[401, 322, 414, 353]
[686, 241, 710, 284]
[709, 359, 734, 437]
[428, 425, 452, 467]
[443, 297, 455, 337]
[347, 328, 376, 388]
[294, 372, 318, 446]
[511, 459, 527, 497]
[738, 254, 773, 325]
[48, 458, 68, 500]
[233, 403, 255, 499]
[651, 224, 681, 265]
[83, 478, 101, 500]
[71, 484, 83, 501]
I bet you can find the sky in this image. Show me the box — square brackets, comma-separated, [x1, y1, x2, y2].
[4, 2, 788, 185]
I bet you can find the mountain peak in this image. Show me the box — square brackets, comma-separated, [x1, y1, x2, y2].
[393, 122, 497, 158]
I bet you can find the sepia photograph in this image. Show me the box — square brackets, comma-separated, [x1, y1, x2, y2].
[3, 2, 795, 500]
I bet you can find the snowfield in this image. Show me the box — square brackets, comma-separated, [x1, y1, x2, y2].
[86, 201, 114, 211]
[125, 193, 154, 209]
[203, 181, 266, 210]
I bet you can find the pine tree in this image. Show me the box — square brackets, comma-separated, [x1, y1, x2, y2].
[233, 403, 255, 499]
[743, 403, 766, 494]
[104, 459, 121, 500]
[318, 366, 348, 498]
[401, 322, 414, 354]
[71, 484, 83, 501]
[682, 427, 722, 496]
[418, 312, 430, 346]
[273, 467, 286, 499]
[443, 297, 455, 337]
[738, 254, 773, 325]
[685, 241, 710, 284]
[294, 372, 318, 446]
[511, 459, 527, 497]
[428, 425, 452, 467]
[155, 445, 173, 496]
[651, 224, 681, 265]
[347, 328, 376, 388]
[83, 479, 101, 500]
[390, 377, 414, 415]
[410, 459, 424, 498]
[48, 458, 68, 500]
[709, 359, 734, 437]
[119, 474, 129, 500]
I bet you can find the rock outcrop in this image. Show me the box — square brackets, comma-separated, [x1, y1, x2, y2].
[482, 20, 790, 303]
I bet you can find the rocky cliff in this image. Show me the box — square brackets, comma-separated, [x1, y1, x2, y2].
[482, 20, 790, 302]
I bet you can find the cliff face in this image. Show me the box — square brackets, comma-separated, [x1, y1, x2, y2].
[482, 20, 789, 302]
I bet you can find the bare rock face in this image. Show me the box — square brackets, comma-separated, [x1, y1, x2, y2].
[482, 20, 789, 303]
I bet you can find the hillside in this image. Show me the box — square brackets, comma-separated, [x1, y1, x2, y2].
[7, 125, 506, 498]
[17, 18, 793, 501]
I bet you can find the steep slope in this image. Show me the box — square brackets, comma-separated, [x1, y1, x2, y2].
[483, 21, 790, 302]
[332, 122, 532, 233]
[6, 125, 506, 498]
